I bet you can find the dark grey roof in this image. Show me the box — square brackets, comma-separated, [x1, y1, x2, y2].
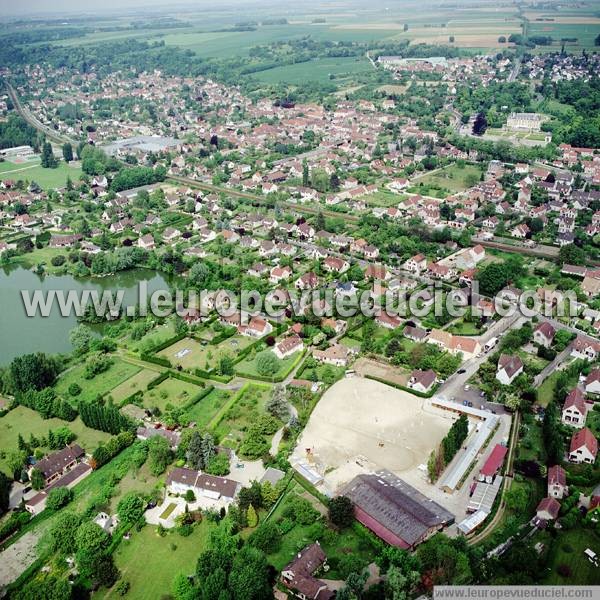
[341, 469, 454, 546]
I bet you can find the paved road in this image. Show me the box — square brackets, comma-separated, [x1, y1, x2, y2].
[437, 313, 526, 401]
[507, 57, 522, 83]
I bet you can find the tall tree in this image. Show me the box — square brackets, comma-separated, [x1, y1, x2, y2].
[62, 142, 73, 163]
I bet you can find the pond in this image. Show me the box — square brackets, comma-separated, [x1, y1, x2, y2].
[0, 267, 170, 365]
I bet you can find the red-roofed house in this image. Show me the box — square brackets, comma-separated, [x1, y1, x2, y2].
[536, 497, 561, 522]
[585, 368, 600, 395]
[548, 465, 568, 500]
[569, 427, 598, 464]
[561, 388, 588, 428]
[533, 322, 556, 348]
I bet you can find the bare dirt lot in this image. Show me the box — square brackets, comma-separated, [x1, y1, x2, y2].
[353, 357, 410, 387]
[293, 378, 450, 495]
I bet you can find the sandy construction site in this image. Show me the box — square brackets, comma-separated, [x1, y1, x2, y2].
[293, 377, 453, 495]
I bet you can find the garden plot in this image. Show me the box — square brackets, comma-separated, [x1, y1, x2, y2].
[143, 378, 204, 412]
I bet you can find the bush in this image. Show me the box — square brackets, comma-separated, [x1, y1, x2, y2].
[50, 255, 66, 267]
[46, 486, 73, 511]
[68, 383, 82, 396]
[115, 580, 130, 596]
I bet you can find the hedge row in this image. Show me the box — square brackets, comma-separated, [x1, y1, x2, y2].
[140, 353, 172, 368]
[147, 371, 170, 390]
[181, 384, 215, 412]
[193, 368, 233, 383]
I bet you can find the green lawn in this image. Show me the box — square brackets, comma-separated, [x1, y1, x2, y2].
[537, 367, 578, 407]
[125, 320, 177, 353]
[143, 377, 204, 412]
[544, 528, 600, 585]
[0, 406, 112, 475]
[0, 160, 82, 190]
[183, 388, 232, 429]
[55, 359, 141, 404]
[98, 521, 214, 600]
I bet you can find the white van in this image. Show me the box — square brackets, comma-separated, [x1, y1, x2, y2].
[584, 548, 598, 566]
[484, 337, 499, 352]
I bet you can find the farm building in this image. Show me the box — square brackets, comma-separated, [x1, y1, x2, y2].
[478, 444, 507, 483]
[341, 469, 454, 549]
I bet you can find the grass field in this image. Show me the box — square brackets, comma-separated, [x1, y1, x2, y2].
[183, 388, 232, 429]
[99, 521, 214, 600]
[126, 320, 177, 353]
[0, 406, 111, 473]
[412, 163, 484, 194]
[143, 377, 203, 411]
[0, 159, 82, 190]
[528, 21, 600, 50]
[55, 359, 141, 404]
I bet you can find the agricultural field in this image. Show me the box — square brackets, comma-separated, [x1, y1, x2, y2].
[0, 406, 112, 473]
[252, 56, 372, 86]
[55, 359, 141, 404]
[528, 20, 600, 51]
[97, 521, 214, 600]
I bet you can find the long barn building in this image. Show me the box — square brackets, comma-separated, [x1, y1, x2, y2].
[341, 470, 455, 549]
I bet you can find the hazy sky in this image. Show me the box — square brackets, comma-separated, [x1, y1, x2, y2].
[0, 0, 225, 17]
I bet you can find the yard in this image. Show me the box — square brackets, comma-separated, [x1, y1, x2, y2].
[544, 528, 600, 585]
[266, 481, 378, 576]
[55, 358, 141, 404]
[211, 384, 272, 448]
[0, 406, 112, 473]
[234, 350, 301, 380]
[158, 335, 253, 371]
[410, 163, 484, 194]
[126, 320, 177, 353]
[98, 521, 214, 600]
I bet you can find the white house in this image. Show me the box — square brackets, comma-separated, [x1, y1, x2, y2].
[496, 354, 524, 386]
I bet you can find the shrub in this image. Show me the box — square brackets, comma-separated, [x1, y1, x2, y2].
[68, 383, 82, 396]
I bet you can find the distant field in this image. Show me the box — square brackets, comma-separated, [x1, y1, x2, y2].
[528, 21, 600, 49]
[252, 56, 372, 85]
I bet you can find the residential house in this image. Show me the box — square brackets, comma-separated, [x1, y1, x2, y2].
[31, 444, 85, 487]
[408, 369, 437, 394]
[496, 354, 524, 386]
[274, 335, 303, 359]
[166, 467, 240, 504]
[562, 388, 588, 428]
[585, 368, 600, 395]
[571, 336, 600, 361]
[533, 322, 556, 348]
[280, 542, 334, 600]
[313, 345, 353, 367]
[569, 427, 598, 464]
[536, 497, 561, 522]
[548, 465, 568, 500]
